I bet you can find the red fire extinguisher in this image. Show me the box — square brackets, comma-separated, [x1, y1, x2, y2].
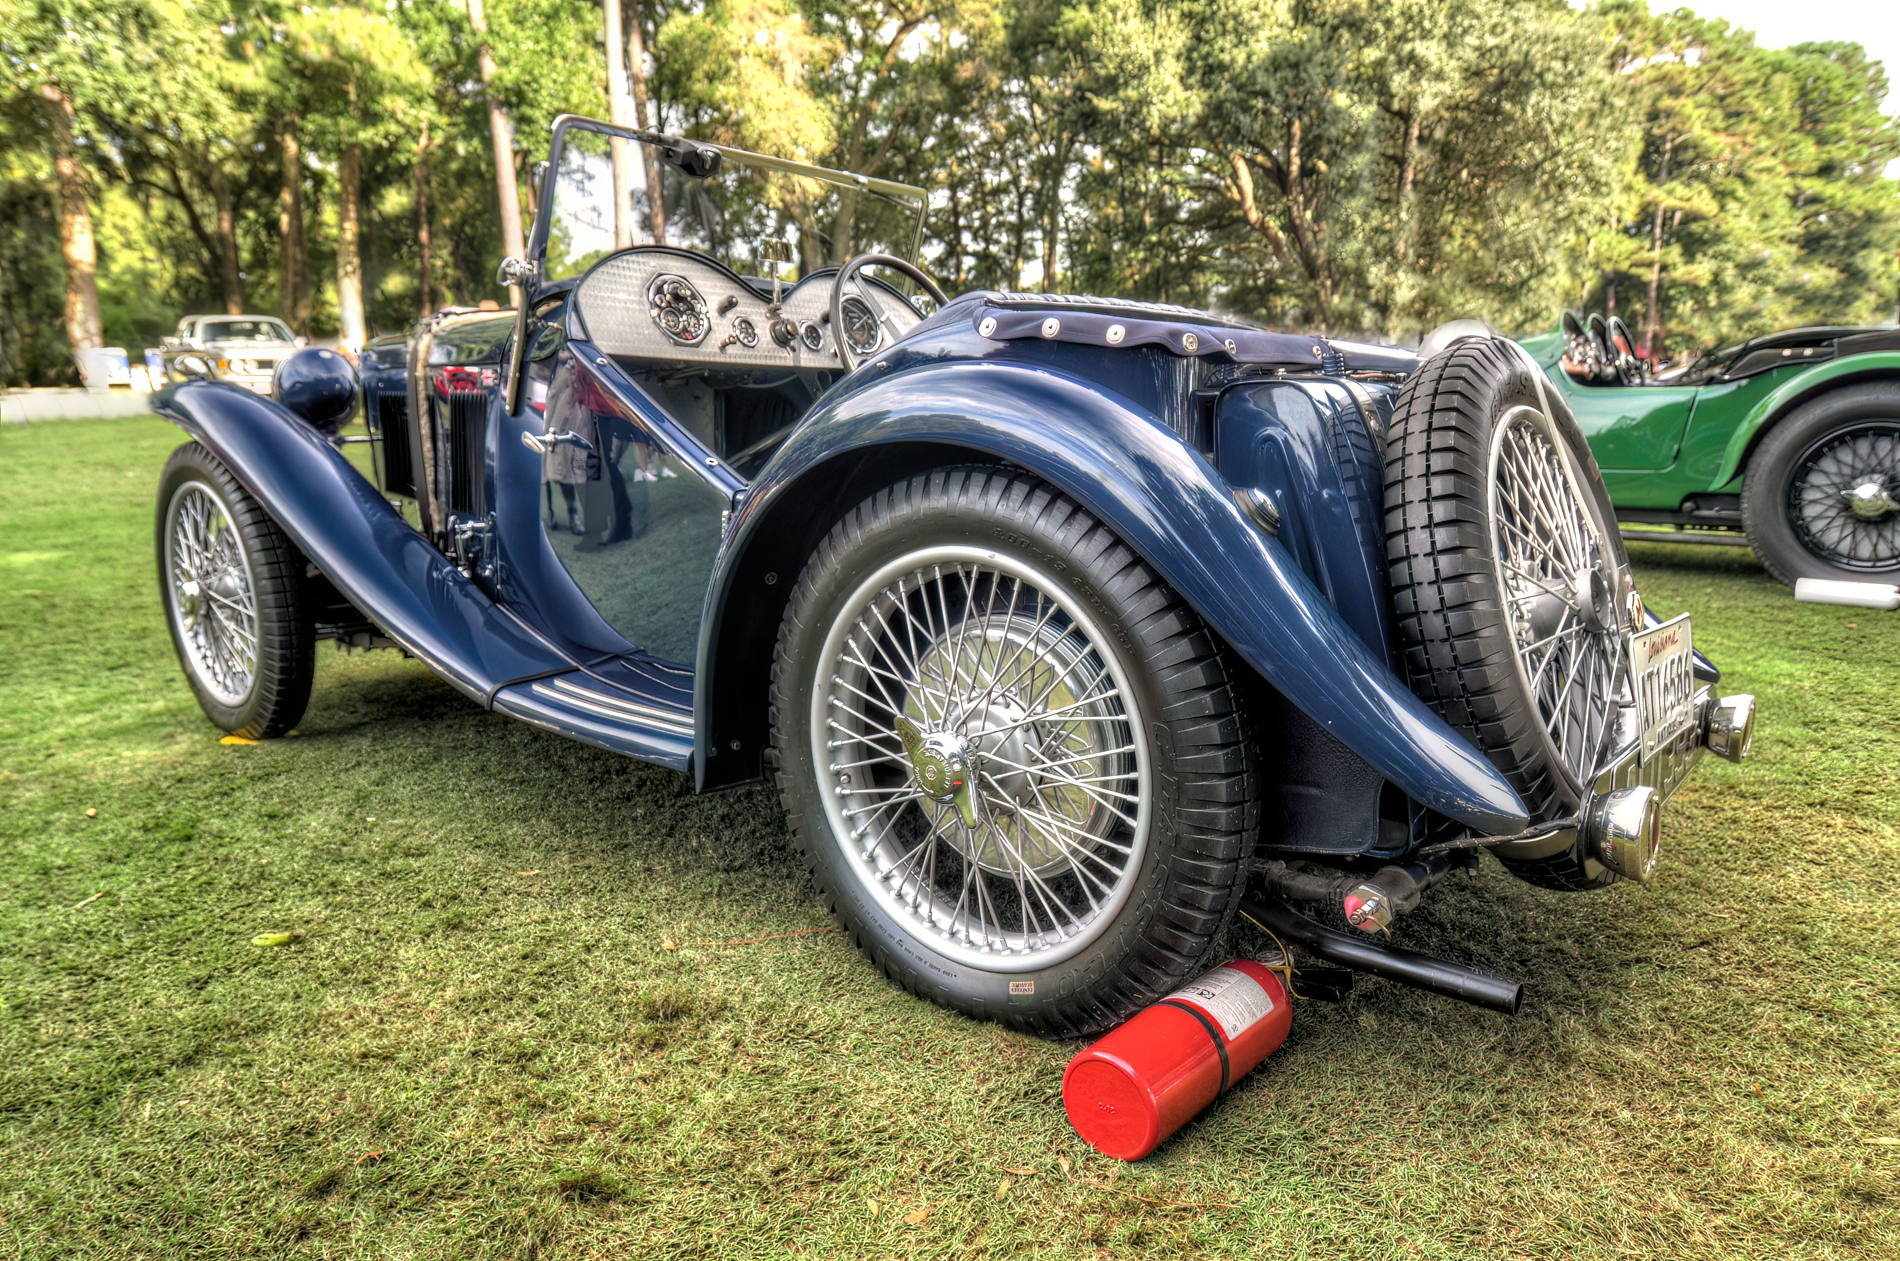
[1062, 959, 1292, 1161]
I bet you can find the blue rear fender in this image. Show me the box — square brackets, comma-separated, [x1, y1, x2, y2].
[699, 355, 1530, 835]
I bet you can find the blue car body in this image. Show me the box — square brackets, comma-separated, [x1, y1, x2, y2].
[155, 120, 1748, 879]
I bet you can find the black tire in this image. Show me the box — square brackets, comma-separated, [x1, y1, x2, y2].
[1383, 339, 1632, 891]
[769, 467, 1257, 1037]
[157, 441, 314, 738]
[1740, 382, 1900, 585]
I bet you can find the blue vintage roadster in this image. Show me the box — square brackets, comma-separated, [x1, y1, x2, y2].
[152, 117, 1754, 1034]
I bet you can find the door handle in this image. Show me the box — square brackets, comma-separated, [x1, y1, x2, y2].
[520, 429, 597, 455]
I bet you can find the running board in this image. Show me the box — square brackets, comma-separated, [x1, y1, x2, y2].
[491, 674, 694, 771]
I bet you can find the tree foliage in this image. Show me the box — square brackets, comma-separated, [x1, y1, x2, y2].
[0, 0, 1893, 382]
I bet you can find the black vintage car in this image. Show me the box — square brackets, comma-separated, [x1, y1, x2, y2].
[152, 117, 1755, 1037]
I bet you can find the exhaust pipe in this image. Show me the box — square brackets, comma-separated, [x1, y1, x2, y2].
[1794, 578, 1899, 610]
[1239, 896, 1523, 1015]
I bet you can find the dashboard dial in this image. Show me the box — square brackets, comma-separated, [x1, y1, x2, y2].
[647, 274, 710, 346]
[730, 315, 758, 348]
[799, 320, 825, 352]
[840, 296, 882, 356]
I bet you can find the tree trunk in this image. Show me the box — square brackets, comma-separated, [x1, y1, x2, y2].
[466, 0, 525, 302]
[278, 115, 309, 333]
[1642, 133, 1674, 360]
[209, 159, 244, 314]
[625, 0, 665, 243]
[337, 143, 367, 352]
[603, 0, 635, 249]
[416, 125, 435, 320]
[39, 83, 103, 357]
[1040, 176, 1058, 293]
[1394, 109, 1419, 260]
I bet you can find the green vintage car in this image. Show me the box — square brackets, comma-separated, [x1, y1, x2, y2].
[1520, 312, 1900, 585]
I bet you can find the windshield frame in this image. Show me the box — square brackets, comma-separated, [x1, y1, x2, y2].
[526, 114, 928, 288]
[508, 114, 928, 412]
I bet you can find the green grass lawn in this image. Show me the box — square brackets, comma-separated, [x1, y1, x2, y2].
[1, 415, 1895, 1260]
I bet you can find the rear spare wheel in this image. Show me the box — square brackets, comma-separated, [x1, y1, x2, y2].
[1383, 338, 1635, 890]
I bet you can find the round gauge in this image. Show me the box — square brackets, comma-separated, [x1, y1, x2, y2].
[840, 296, 881, 356]
[799, 320, 825, 352]
[647, 273, 710, 346]
[730, 315, 759, 348]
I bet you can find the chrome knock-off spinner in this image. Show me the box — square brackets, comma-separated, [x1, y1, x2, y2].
[894, 716, 982, 828]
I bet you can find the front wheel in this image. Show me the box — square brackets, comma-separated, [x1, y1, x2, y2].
[770, 468, 1257, 1037]
[157, 442, 314, 738]
[1740, 383, 1900, 585]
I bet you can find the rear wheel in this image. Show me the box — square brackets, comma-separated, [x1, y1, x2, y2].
[770, 467, 1256, 1037]
[157, 442, 314, 738]
[1741, 383, 1900, 585]
[1383, 339, 1634, 891]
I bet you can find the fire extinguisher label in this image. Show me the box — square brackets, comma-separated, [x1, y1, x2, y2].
[1164, 966, 1275, 1041]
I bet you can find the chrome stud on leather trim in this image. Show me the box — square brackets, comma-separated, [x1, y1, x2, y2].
[1703, 693, 1756, 763]
[1041, 317, 1061, 338]
[1106, 324, 1125, 345]
[978, 316, 998, 338]
[1589, 785, 1661, 883]
[1182, 332, 1198, 352]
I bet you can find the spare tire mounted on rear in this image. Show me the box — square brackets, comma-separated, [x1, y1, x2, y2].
[1383, 338, 1637, 889]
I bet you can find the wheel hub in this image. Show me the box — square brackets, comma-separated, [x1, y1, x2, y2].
[894, 716, 981, 827]
[967, 694, 1037, 806]
[1572, 566, 1616, 634]
[1843, 479, 1898, 521]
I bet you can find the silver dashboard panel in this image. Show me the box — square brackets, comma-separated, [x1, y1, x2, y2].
[573, 250, 923, 371]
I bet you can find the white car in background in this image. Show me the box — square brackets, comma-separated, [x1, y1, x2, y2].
[160, 315, 306, 393]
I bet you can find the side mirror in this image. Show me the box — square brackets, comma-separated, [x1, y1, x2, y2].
[173, 354, 212, 377]
[660, 139, 721, 179]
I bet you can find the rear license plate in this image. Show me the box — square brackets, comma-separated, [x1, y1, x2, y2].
[1631, 613, 1695, 764]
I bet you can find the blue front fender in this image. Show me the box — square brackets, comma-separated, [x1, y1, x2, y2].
[707, 358, 1529, 834]
[152, 381, 565, 705]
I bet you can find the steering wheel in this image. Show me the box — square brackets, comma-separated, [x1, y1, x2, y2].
[1560, 310, 1594, 380]
[830, 253, 950, 373]
[1607, 315, 1643, 385]
[1585, 313, 1616, 384]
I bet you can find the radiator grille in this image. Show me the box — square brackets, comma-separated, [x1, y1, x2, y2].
[446, 388, 488, 516]
[374, 391, 415, 497]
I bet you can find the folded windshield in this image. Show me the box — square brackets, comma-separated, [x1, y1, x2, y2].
[533, 117, 927, 289]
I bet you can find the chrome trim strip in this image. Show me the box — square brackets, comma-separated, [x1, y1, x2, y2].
[531, 678, 694, 735]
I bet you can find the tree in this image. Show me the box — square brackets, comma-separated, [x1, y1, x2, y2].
[465, 0, 525, 298]
[1594, 2, 1900, 358]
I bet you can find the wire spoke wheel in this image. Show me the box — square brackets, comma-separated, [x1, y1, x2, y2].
[156, 442, 313, 739]
[1787, 422, 1900, 570]
[812, 546, 1148, 970]
[1488, 405, 1628, 800]
[165, 482, 260, 706]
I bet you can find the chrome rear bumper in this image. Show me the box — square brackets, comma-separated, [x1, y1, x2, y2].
[1493, 688, 1756, 881]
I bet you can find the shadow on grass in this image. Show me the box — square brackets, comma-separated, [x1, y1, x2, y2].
[298, 636, 1657, 1077]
